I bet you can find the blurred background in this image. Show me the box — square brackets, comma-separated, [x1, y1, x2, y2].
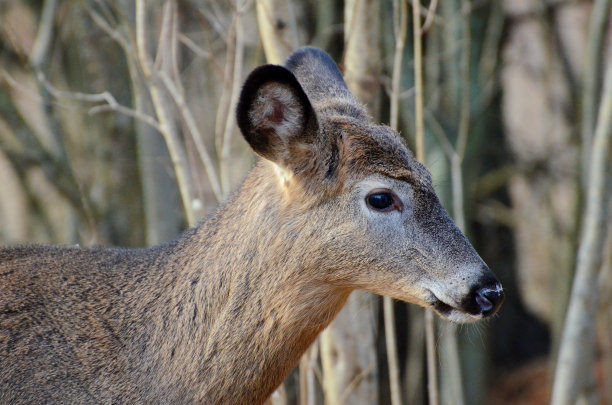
[0, 1, 610, 404]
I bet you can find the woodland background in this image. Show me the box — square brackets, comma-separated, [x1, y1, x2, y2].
[0, 0, 611, 404]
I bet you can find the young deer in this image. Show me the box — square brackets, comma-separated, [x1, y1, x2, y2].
[0, 47, 503, 404]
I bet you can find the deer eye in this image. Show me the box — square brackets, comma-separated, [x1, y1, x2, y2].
[366, 190, 402, 212]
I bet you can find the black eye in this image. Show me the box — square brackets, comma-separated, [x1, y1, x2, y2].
[366, 190, 402, 212]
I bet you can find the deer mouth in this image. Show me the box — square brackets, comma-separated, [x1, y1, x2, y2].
[426, 282, 505, 324]
[427, 293, 480, 323]
[424, 288, 482, 323]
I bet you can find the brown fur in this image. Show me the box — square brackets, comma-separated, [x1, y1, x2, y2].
[0, 47, 502, 404]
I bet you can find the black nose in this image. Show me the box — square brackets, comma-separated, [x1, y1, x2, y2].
[474, 285, 505, 317]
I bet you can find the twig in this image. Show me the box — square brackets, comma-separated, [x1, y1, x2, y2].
[412, 0, 425, 162]
[390, 0, 408, 130]
[421, 0, 438, 35]
[384, 297, 402, 405]
[159, 72, 222, 202]
[299, 342, 319, 405]
[476, 0, 503, 91]
[89, 103, 162, 133]
[221, 0, 247, 197]
[425, 307, 439, 405]
[456, 0, 471, 161]
[135, 0, 152, 78]
[9, 69, 162, 138]
[339, 357, 376, 403]
[179, 33, 212, 59]
[136, 0, 196, 225]
[85, 6, 134, 60]
[412, 1, 438, 403]
[425, 110, 456, 159]
[214, 11, 236, 156]
[35, 72, 151, 127]
[29, 0, 58, 69]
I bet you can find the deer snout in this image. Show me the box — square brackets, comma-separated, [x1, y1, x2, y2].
[464, 274, 504, 318]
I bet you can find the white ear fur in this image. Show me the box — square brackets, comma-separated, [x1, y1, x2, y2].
[237, 64, 315, 167]
[248, 83, 306, 145]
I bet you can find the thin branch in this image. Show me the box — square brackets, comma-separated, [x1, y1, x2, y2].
[412, 0, 425, 162]
[580, 0, 612, 187]
[456, 0, 471, 161]
[476, 0, 503, 91]
[89, 104, 162, 133]
[425, 307, 439, 405]
[136, 0, 196, 225]
[214, 11, 237, 155]
[339, 357, 377, 403]
[421, 0, 438, 35]
[159, 72, 222, 202]
[299, 343, 319, 405]
[390, 0, 408, 130]
[29, 0, 58, 69]
[18, 70, 163, 137]
[135, 0, 152, 78]
[425, 110, 456, 160]
[85, 7, 135, 63]
[412, 1, 438, 404]
[384, 297, 402, 405]
[179, 33, 212, 59]
[168, 2, 184, 96]
[221, 0, 247, 197]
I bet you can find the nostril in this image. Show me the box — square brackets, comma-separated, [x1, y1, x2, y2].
[475, 292, 493, 312]
[475, 285, 505, 316]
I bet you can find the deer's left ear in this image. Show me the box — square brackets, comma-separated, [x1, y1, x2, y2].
[236, 65, 317, 167]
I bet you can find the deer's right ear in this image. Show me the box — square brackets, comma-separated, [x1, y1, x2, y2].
[236, 65, 315, 166]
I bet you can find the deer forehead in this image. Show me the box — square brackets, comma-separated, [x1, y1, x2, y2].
[328, 119, 432, 191]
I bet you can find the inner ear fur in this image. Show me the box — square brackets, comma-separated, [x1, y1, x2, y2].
[236, 65, 317, 167]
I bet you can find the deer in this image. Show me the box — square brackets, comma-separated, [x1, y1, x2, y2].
[0, 47, 504, 404]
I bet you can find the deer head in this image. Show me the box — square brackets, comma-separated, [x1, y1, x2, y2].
[236, 47, 503, 323]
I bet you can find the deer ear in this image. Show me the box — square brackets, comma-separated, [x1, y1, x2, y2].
[236, 65, 315, 165]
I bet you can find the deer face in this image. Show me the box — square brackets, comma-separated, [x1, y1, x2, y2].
[237, 47, 504, 323]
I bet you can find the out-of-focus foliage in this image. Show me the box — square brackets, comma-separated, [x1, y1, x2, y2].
[0, 1, 610, 404]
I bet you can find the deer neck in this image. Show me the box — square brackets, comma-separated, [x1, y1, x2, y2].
[145, 162, 351, 403]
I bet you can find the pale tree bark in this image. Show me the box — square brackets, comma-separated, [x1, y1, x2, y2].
[501, 0, 585, 345]
[320, 5, 381, 404]
[551, 42, 612, 405]
[597, 222, 612, 404]
[343, 0, 381, 116]
[321, 291, 378, 405]
[256, 0, 300, 64]
[579, 0, 612, 177]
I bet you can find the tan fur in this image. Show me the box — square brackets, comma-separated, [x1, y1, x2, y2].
[0, 47, 502, 404]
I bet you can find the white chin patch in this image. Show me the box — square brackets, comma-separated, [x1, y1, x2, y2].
[440, 308, 481, 324]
